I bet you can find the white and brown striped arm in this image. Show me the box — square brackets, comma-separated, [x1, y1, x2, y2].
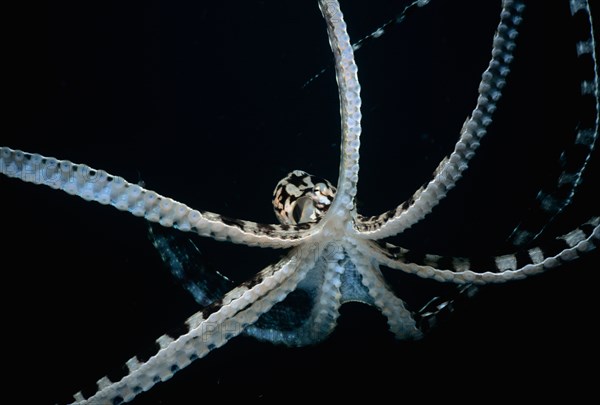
[357, 217, 599, 285]
[0, 147, 319, 248]
[353, 0, 525, 239]
[509, 0, 599, 246]
[69, 244, 319, 404]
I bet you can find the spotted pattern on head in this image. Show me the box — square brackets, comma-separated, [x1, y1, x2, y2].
[272, 170, 336, 225]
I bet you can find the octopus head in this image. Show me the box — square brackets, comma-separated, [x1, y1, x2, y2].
[272, 170, 336, 225]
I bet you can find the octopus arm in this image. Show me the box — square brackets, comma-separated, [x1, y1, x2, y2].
[68, 245, 320, 404]
[357, 217, 600, 284]
[353, 0, 525, 239]
[0, 147, 318, 249]
[317, 0, 362, 223]
[509, 0, 599, 246]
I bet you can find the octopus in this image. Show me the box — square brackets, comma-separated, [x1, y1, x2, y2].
[1, 0, 598, 403]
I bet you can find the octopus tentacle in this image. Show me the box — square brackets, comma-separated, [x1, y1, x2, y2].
[0, 147, 318, 248]
[361, 217, 599, 284]
[354, 0, 525, 238]
[70, 245, 319, 404]
[244, 243, 346, 346]
[346, 239, 422, 339]
[317, 0, 362, 222]
[509, 0, 599, 245]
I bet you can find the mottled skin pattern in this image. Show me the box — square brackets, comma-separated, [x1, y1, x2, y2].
[0, 1, 598, 404]
[272, 170, 337, 225]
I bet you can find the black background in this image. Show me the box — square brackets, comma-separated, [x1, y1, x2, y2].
[2, 0, 599, 403]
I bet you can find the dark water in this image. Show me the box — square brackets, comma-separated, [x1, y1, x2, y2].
[2, 1, 598, 403]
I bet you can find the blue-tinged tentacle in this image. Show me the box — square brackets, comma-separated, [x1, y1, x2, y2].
[346, 238, 422, 339]
[148, 224, 234, 306]
[0, 147, 319, 248]
[68, 245, 319, 404]
[244, 242, 346, 346]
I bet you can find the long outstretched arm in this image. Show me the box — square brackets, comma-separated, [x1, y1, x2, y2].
[508, 0, 599, 246]
[0, 147, 320, 248]
[0, 1, 362, 248]
[353, 0, 525, 239]
[69, 245, 318, 404]
[354, 217, 599, 284]
[317, 0, 362, 222]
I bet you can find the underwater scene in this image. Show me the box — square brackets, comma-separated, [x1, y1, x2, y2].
[2, 0, 598, 403]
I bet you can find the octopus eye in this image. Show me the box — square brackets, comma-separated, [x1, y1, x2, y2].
[315, 183, 327, 193]
[272, 170, 336, 225]
[292, 196, 316, 224]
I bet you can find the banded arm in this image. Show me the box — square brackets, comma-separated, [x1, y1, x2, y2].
[355, 217, 599, 285]
[0, 2, 362, 247]
[353, 0, 525, 239]
[509, 0, 599, 246]
[317, 0, 363, 222]
[69, 245, 319, 404]
[0, 147, 319, 248]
